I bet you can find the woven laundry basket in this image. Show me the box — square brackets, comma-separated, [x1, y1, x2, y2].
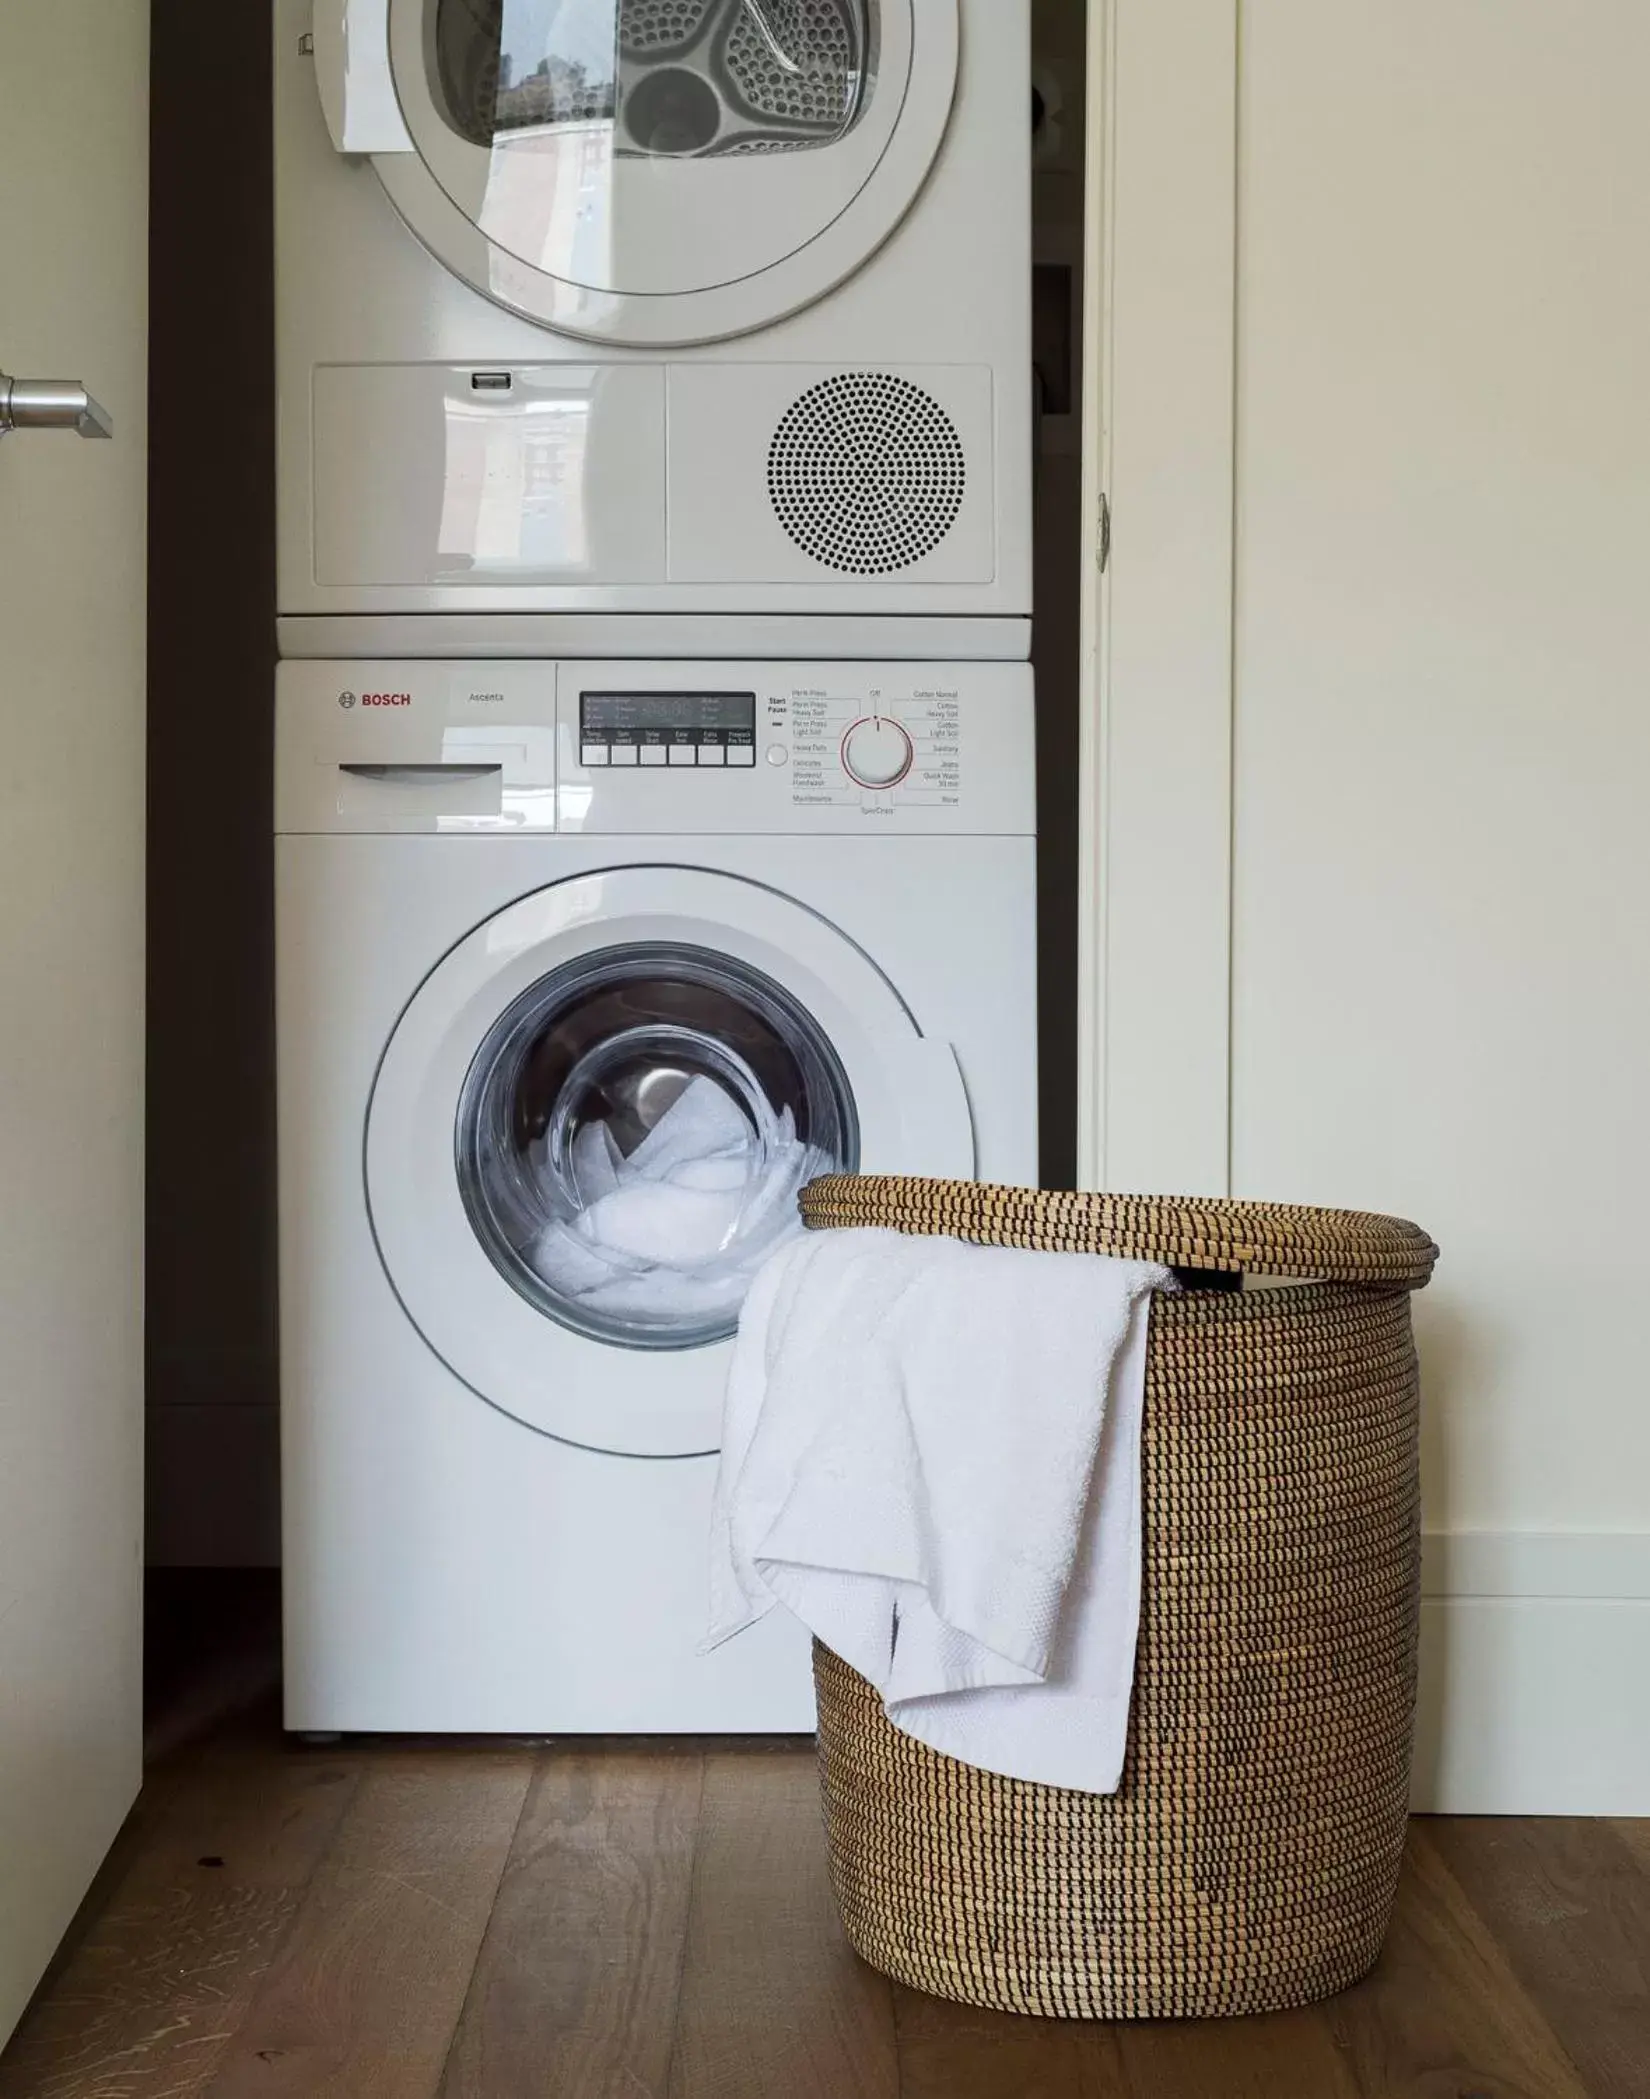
[798, 1176, 1439, 2022]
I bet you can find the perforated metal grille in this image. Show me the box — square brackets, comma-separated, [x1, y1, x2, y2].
[617, 0, 865, 153]
[724, 0, 859, 130]
[767, 375, 967, 575]
[620, 0, 719, 56]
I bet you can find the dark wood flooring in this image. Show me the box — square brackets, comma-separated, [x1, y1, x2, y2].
[2, 1580, 1646, 2097]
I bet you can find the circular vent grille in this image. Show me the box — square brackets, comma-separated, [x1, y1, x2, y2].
[767, 375, 967, 575]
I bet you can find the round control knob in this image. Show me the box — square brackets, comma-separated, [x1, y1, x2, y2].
[841, 715, 915, 791]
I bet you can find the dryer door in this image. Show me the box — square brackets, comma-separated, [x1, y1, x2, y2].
[371, 0, 958, 346]
[366, 866, 974, 1455]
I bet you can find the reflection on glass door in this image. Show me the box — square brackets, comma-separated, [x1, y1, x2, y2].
[433, 0, 871, 160]
[435, 0, 616, 149]
[391, 0, 901, 311]
[438, 382, 594, 575]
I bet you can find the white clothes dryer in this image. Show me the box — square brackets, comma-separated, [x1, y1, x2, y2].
[275, 0, 1032, 643]
[277, 655, 1037, 1732]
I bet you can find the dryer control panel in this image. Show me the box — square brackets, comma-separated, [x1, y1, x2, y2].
[275, 660, 1034, 837]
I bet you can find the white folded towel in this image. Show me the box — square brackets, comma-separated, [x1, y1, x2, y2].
[705, 1227, 1170, 1793]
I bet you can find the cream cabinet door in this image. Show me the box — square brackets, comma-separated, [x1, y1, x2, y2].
[0, 0, 148, 2041]
[1084, 0, 1650, 1810]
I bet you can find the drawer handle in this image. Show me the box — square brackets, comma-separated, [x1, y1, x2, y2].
[339, 763, 502, 784]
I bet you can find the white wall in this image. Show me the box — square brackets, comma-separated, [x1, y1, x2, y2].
[1087, 0, 1650, 1809]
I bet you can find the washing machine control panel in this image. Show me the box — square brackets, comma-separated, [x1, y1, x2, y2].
[273, 660, 1034, 839]
[571, 681, 963, 806]
[560, 663, 1030, 834]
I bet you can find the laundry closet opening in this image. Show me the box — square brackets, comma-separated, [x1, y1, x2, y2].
[1030, 0, 1087, 1188]
[142, 0, 1085, 1613]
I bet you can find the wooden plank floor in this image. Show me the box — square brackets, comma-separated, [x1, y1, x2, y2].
[2, 1588, 1646, 2098]
[4, 1719, 1647, 2098]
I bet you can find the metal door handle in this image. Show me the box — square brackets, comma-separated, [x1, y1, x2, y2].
[0, 374, 114, 440]
[339, 763, 503, 783]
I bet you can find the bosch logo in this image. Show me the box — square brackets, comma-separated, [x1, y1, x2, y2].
[337, 690, 357, 709]
[364, 692, 412, 707]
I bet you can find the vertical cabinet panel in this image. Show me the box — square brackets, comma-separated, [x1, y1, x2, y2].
[1079, 0, 1237, 1195]
[0, 0, 149, 2044]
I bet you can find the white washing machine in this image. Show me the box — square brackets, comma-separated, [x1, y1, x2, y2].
[275, 0, 1032, 649]
[277, 656, 1037, 1731]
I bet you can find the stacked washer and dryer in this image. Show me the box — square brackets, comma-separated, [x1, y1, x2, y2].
[276, 0, 1036, 1732]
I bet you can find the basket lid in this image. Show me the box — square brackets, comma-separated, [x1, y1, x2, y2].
[798, 1176, 1438, 1290]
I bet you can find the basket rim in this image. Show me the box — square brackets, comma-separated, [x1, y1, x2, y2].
[798, 1176, 1438, 1290]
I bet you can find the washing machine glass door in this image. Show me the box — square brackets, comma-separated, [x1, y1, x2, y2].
[378, 0, 959, 345]
[366, 867, 974, 1455]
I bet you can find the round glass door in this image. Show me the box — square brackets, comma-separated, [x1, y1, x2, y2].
[365, 867, 974, 1456]
[456, 942, 858, 1350]
[378, 0, 959, 345]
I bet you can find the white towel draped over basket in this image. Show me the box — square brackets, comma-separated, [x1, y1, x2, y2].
[706, 1227, 1170, 1795]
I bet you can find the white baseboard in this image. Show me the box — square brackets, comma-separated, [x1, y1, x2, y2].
[1414, 1531, 1650, 1814]
[136, 1463, 1650, 1810]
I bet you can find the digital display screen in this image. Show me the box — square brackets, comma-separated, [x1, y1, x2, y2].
[582, 691, 756, 736]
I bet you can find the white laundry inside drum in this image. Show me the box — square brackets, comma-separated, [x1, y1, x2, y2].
[456, 946, 857, 1351]
[531, 1067, 833, 1325]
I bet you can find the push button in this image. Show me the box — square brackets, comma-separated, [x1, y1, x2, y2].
[668, 743, 697, 767]
[581, 744, 610, 768]
[640, 745, 668, 768]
